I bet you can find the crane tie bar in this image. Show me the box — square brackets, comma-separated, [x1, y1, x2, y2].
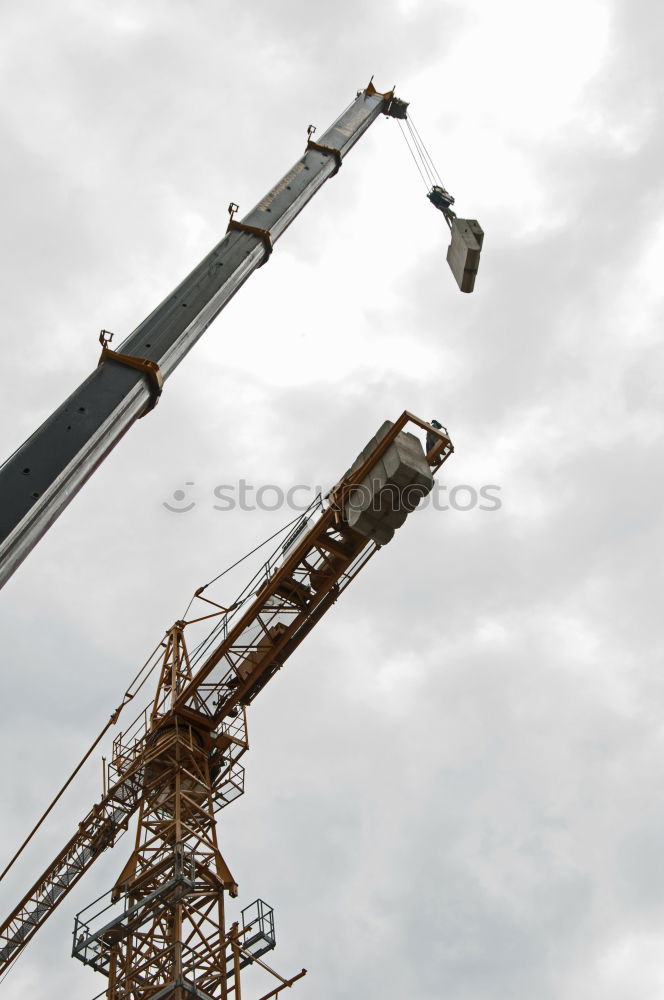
[98, 331, 164, 416]
[226, 219, 273, 262]
[305, 139, 343, 175]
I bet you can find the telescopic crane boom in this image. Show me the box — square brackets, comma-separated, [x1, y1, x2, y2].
[0, 413, 452, 998]
[0, 79, 482, 590]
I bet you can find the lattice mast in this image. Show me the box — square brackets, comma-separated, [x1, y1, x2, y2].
[77, 626, 249, 999]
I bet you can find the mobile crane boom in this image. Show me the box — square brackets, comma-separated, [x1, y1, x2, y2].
[0, 81, 409, 590]
[0, 412, 452, 992]
[0, 80, 483, 592]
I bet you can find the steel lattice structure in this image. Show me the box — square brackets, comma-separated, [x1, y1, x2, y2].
[0, 413, 453, 998]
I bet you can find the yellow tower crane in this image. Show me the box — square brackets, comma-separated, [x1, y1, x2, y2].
[0, 413, 453, 999]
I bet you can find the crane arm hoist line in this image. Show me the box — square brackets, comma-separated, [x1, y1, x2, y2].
[0, 412, 452, 994]
[0, 78, 483, 591]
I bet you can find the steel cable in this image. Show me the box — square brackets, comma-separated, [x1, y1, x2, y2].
[0, 640, 163, 885]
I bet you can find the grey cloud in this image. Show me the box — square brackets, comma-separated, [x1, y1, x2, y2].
[1, 0, 664, 998]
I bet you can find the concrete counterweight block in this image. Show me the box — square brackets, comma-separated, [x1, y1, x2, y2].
[344, 422, 434, 544]
[345, 503, 395, 545]
[347, 462, 388, 516]
[367, 519, 395, 546]
[447, 218, 484, 293]
[374, 486, 409, 529]
[383, 430, 432, 487]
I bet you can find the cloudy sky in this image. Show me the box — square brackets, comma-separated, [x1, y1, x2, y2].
[1, 0, 663, 997]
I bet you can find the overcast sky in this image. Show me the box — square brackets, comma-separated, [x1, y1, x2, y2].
[1, 1, 663, 998]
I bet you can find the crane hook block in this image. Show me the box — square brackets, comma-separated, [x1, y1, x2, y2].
[427, 185, 455, 214]
[446, 218, 484, 294]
